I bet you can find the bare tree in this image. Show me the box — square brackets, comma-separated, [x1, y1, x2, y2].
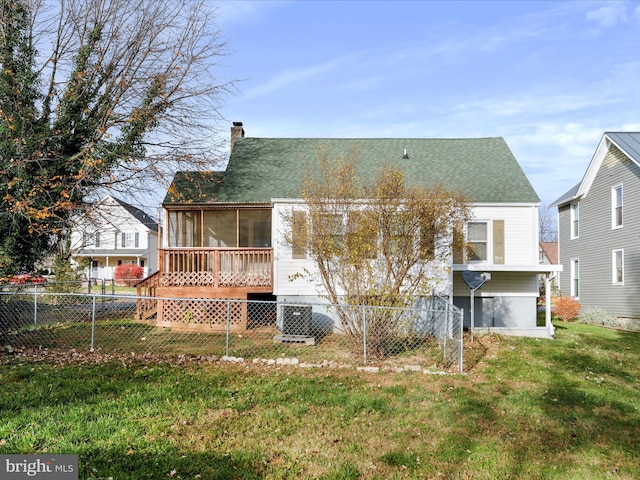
[36, 0, 233, 193]
[287, 145, 470, 358]
[539, 203, 558, 242]
[1, 0, 233, 272]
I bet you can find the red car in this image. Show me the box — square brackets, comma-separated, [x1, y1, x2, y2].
[9, 272, 46, 285]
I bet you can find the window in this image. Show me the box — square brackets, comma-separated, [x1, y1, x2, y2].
[121, 232, 134, 248]
[419, 222, 436, 260]
[612, 185, 623, 229]
[347, 211, 377, 260]
[613, 249, 624, 284]
[468, 222, 488, 262]
[135, 232, 139, 248]
[95, 232, 100, 248]
[83, 233, 96, 247]
[453, 222, 464, 264]
[313, 213, 344, 255]
[571, 258, 579, 298]
[571, 203, 579, 239]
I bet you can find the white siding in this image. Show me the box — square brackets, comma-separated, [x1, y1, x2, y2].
[273, 201, 541, 298]
[71, 196, 158, 277]
[273, 202, 330, 297]
[470, 204, 539, 265]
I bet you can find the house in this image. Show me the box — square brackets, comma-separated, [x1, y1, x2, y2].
[70, 195, 159, 280]
[539, 241, 559, 291]
[539, 242, 558, 266]
[140, 122, 560, 336]
[552, 132, 640, 318]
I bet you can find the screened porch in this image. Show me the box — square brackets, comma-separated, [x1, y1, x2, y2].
[159, 207, 273, 290]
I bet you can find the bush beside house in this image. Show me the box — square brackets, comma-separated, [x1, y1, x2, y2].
[552, 296, 581, 322]
[114, 264, 144, 286]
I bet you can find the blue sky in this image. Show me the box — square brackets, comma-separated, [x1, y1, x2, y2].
[212, 0, 640, 208]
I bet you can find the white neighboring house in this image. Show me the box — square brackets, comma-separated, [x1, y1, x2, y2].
[70, 195, 158, 280]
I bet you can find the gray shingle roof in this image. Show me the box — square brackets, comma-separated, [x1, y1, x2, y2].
[165, 136, 540, 205]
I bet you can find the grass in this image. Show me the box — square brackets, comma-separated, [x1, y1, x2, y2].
[7, 317, 451, 369]
[1, 321, 640, 479]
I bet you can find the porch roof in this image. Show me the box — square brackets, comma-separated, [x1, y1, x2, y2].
[164, 137, 540, 205]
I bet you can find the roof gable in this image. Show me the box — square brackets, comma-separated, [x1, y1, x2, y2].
[112, 197, 159, 232]
[165, 136, 540, 205]
[552, 132, 640, 207]
[75, 195, 158, 235]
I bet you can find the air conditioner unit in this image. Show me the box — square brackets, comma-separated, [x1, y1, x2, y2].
[281, 305, 312, 336]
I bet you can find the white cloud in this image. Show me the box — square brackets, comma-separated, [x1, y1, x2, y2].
[243, 55, 356, 99]
[451, 93, 613, 119]
[586, 2, 628, 27]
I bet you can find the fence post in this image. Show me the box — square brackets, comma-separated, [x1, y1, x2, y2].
[459, 308, 464, 372]
[33, 283, 38, 328]
[442, 302, 448, 366]
[91, 295, 96, 351]
[362, 305, 367, 365]
[225, 299, 231, 357]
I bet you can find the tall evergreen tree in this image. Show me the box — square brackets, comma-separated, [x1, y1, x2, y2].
[0, 0, 50, 273]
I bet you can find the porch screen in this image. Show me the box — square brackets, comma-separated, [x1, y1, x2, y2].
[204, 210, 237, 247]
[239, 210, 271, 247]
[168, 211, 201, 247]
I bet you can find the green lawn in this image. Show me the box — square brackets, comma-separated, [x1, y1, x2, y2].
[1, 321, 639, 479]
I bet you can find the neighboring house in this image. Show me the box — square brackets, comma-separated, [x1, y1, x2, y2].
[552, 132, 640, 318]
[539, 241, 559, 294]
[141, 122, 559, 336]
[539, 242, 558, 265]
[70, 195, 158, 279]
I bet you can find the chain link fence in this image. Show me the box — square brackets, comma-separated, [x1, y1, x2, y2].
[0, 287, 464, 371]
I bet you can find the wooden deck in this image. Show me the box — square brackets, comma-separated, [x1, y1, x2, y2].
[136, 247, 273, 331]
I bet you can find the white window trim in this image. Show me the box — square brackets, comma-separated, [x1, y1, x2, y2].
[466, 220, 490, 264]
[570, 258, 580, 299]
[612, 184, 623, 230]
[570, 203, 579, 239]
[612, 249, 624, 285]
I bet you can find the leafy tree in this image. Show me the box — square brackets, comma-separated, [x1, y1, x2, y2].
[288, 145, 470, 358]
[0, 0, 232, 275]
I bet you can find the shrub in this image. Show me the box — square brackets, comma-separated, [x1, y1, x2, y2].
[552, 296, 581, 322]
[114, 264, 144, 286]
[578, 307, 618, 327]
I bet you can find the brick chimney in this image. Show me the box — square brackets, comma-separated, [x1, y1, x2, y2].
[230, 122, 244, 151]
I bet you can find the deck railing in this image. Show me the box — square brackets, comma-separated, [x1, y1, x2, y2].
[158, 248, 273, 288]
[136, 270, 160, 321]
